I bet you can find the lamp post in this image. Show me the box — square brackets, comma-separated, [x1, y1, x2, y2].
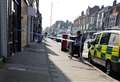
[50, 2, 53, 27]
[49, 2, 53, 36]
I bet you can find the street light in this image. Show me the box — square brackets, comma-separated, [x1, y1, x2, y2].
[50, 2, 53, 27]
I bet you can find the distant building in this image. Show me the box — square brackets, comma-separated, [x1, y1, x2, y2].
[72, 11, 86, 35]
[102, 6, 112, 29]
[48, 20, 72, 36]
[96, 6, 111, 31]
[108, 0, 120, 29]
[72, 6, 100, 35]
[86, 6, 100, 32]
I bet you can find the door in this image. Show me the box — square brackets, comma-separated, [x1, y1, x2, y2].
[99, 33, 111, 59]
[92, 33, 101, 57]
[94, 32, 111, 66]
[90, 33, 100, 56]
[108, 33, 119, 61]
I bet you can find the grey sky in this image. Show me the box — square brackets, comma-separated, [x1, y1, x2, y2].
[39, 0, 120, 29]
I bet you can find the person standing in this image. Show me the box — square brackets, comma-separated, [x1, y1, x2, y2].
[70, 31, 81, 59]
[79, 33, 86, 61]
[69, 31, 86, 62]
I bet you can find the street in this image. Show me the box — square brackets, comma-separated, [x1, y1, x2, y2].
[0, 38, 118, 82]
[46, 38, 118, 82]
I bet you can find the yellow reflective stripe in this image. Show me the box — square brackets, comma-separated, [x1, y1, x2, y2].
[119, 34, 120, 46]
[106, 54, 111, 60]
[112, 52, 119, 57]
[101, 45, 107, 53]
[112, 46, 119, 52]
[112, 46, 119, 57]
[97, 51, 101, 58]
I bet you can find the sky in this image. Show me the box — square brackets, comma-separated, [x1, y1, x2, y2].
[39, 0, 120, 30]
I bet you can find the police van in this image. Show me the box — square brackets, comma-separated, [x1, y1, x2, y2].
[88, 30, 120, 74]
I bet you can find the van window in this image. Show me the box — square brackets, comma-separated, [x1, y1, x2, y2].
[100, 33, 111, 45]
[109, 33, 119, 46]
[94, 34, 100, 44]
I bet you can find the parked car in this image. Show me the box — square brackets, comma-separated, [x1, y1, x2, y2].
[88, 30, 120, 75]
[56, 34, 62, 42]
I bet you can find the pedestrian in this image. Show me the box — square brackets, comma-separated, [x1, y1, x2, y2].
[70, 31, 81, 59]
[37, 33, 43, 43]
[79, 33, 86, 61]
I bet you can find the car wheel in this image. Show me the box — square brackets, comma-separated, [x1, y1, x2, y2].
[88, 51, 93, 63]
[106, 61, 112, 75]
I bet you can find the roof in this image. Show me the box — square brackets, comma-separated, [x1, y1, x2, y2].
[94, 30, 120, 34]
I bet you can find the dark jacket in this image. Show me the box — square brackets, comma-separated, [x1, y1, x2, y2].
[74, 34, 81, 46]
[74, 34, 86, 46]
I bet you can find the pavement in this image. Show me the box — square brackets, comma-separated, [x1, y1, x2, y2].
[0, 38, 118, 82]
[0, 42, 51, 82]
[46, 38, 118, 82]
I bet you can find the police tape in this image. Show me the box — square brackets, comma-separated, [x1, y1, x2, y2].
[16, 29, 75, 42]
[16, 29, 42, 36]
[49, 36, 75, 42]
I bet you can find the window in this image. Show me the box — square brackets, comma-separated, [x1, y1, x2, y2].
[100, 33, 111, 45]
[94, 34, 101, 44]
[109, 33, 119, 46]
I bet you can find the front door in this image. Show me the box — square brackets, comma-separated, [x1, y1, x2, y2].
[99, 33, 111, 59]
[94, 33, 101, 58]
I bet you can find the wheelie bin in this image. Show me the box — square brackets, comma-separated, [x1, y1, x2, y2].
[61, 34, 68, 51]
